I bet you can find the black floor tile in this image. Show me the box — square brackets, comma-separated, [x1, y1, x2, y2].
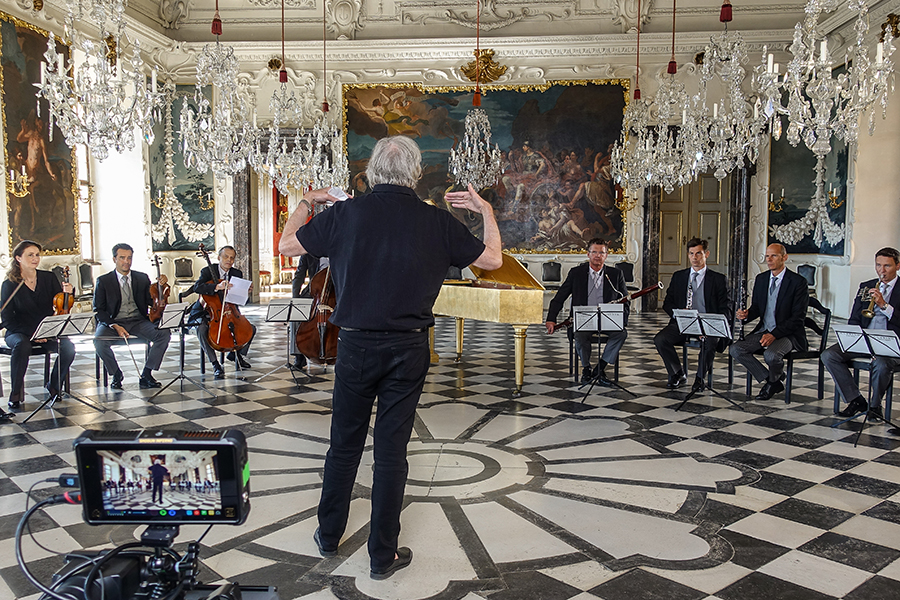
[694, 499, 754, 527]
[798, 532, 900, 573]
[751, 471, 817, 496]
[0, 454, 71, 477]
[680, 415, 736, 430]
[718, 530, 791, 570]
[823, 472, 900, 499]
[489, 570, 582, 600]
[718, 449, 784, 470]
[762, 498, 854, 530]
[862, 500, 900, 525]
[716, 571, 834, 600]
[745, 416, 802, 431]
[843, 575, 900, 600]
[793, 450, 866, 471]
[695, 430, 758, 448]
[767, 431, 832, 449]
[588, 568, 704, 600]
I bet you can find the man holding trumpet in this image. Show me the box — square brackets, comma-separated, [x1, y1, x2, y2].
[822, 247, 900, 421]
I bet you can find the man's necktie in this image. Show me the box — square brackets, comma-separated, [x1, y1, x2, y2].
[121, 275, 132, 303]
[764, 277, 778, 332]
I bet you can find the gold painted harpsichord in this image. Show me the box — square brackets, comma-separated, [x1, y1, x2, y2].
[432, 254, 545, 396]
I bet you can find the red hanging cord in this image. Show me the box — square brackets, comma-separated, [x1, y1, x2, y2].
[211, 0, 222, 36]
[635, 0, 641, 100]
[322, 0, 329, 112]
[668, 0, 677, 74]
[279, 0, 287, 83]
[473, 0, 482, 107]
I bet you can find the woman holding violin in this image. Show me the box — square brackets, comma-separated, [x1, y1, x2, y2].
[189, 245, 256, 379]
[0, 240, 76, 413]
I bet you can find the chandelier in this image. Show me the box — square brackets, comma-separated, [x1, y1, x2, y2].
[35, 0, 163, 160]
[180, 3, 260, 180]
[689, 1, 768, 181]
[610, 0, 654, 192]
[448, 0, 503, 191]
[756, 0, 895, 247]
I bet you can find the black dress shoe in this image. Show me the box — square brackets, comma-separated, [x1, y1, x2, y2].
[888, 427, 900, 436]
[292, 355, 307, 370]
[755, 380, 785, 400]
[691, 377, 705, 394]
[212, 363, 225, 380]
[370, 547, 412, 580]
[667, 372, 688, 389]
[110, 370, 124, 390]
[594, 368, 614, 386]
[7, 400, 21, 409]
[313, 527, 337, 557]
[0, 411, 14, 421]
[838, 397, 868, 418]
[581, 367, 592, 383]
[227, 352, 252, 369]
[139, 375, 162, 389]
[867, 405, 884, 422]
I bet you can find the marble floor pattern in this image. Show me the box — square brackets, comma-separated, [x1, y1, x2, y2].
[0, 308, 898, 600]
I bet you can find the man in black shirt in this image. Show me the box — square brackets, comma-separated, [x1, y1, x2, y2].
[280, 135, 502, 580]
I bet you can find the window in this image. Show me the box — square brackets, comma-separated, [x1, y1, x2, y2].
[75, 144, 95, 262]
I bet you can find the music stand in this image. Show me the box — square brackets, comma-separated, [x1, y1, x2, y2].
[148, 303, 216, 400]
[254, 298, 314, 385]
[575, 304, 636, 402]
[674, 312, 743, 411]
[23, 312, 104, 423]
[831, 326, 900, 446]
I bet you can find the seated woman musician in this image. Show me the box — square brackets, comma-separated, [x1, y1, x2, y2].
[0, 240, 76, 413]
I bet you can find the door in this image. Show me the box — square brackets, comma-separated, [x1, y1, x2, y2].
[657, 173, 731, 298]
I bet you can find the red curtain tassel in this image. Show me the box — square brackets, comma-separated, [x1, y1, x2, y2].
[720, 1, 732, 23]
[211, 12, 223, 36]
[279, 68, 288, 83]
[667, 60, 677, 74]
[322, 101, 330, 113]
[473, 89, 482, 107]
[634, 88, 641, 100]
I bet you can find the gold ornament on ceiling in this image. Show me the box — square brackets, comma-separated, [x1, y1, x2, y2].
[268, 56, 283, 72]
[461, 49, 507, 84]
[881, 13, 899, 42]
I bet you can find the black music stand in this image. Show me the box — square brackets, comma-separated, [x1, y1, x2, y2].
[575, 303, 636, 402]
[830, 325, 900, 447]
[674, 311, 743, 411]
[23, 312, 104, 423]
[149, 302, 216, 399]
[255, 298, 314, 386]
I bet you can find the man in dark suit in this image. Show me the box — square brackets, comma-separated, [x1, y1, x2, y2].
[546, 238, 629, 384]
[190, 245, 257, 379]
[290, 254, 324, 370]
[730, 243, 809, 400]
[823, 247, 900, 422]
[93, 243, 171, 389]
[654, 237, 731, 393]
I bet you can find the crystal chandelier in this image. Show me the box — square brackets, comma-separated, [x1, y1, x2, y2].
[610, 0, 654, 192]
[249, 0, 309, 194]
[180, 3, 260, 180]
[689, 1, 768, 181]
[448, 0, 503, 191]
[755, 0, 895, 247]
[35, 0, 163, 160]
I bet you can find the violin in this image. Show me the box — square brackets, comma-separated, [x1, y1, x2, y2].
[148, 255, 170, 323]
[295, 267, 339, 365]
[196, 243, 254, 352]
[52, 266, 74, 315]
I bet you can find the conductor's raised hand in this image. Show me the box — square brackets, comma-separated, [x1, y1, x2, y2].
[445, 184, 491, 215]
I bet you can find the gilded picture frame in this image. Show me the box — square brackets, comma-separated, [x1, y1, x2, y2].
[1, 12, 79, 255]
[343, 80, 630, 253]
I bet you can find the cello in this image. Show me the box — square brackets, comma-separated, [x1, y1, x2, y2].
[148, 256, 170, 323]
[52, 266, 74, 315]
[196, 244, 255, 353]
[295, 266, 339, 365]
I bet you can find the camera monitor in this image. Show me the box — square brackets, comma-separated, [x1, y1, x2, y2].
[75, 429, 250, 525]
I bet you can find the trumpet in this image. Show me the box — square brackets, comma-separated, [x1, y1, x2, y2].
[858, 287, 878, 319]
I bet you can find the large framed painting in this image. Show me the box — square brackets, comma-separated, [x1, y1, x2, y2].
[767, 131, 848, 256]
[344, 80, 629, 252]
[1, 13, 78, 255]
[148, 84, 215, 252]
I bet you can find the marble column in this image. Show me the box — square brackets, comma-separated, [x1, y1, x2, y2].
[728, 165, 753, 310]
[232, 167, 253, 279]
[641, 186, 660, 313]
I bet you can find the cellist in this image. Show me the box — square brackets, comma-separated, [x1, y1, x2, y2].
[189, 246, 256, 379]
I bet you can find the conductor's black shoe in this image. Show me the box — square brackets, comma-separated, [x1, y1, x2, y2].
[139, 375, 162, 389]
[370, 547, 412, 580]
[691, 377, 705, 394]
[313, 527, 337, 557]
[110, 371, 124, 390]
[838, 396, 868, 418]
[755, 380, 784, 400]
[667, 372, 688, 389]
[867, 405, 884, 422]
[581, 367, 592, 383]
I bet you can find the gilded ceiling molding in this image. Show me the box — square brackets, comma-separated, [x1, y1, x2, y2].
[611, 0, 652, 34]
[159, 0, 190, 30]
[327, 0, 365, 40]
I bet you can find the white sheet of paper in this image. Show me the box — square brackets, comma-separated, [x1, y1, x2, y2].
[673, 309, 703, 336]
[598, 303, 625, 332]
[223, 277, 251, 306]
[573, 306, 599, 332]
[699, 313, 732, 339]
[865, 329, 900, 358]
[833, 324, 869, 354]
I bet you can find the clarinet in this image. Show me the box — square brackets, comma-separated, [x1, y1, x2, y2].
[737, 280, 748, 341]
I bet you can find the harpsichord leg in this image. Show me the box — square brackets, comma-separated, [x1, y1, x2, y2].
[455, 317, 465, 362]
[512, 324, 528, 397]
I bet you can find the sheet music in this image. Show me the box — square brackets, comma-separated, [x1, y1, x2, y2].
[223, 276, 251, 306]
[31, 315, 69, 340]
[673, 309, 703, 336]
[833, 324, 870, 354]
[573, 306, 599, 332]
[598, 303, 625, 332]
[289, 298, 314, 321]
[158, 303, 190, 329]
[61, 312, 95, 336]
[266, 299, 292, 322]
[265, 298, 314, 322]
[864, 329, 900, 358]
[698, 313, 732, 339]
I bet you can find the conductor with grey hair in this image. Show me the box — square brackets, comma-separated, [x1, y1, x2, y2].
[280, 135, 502, 579]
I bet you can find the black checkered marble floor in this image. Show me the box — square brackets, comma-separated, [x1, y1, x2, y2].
[1, 308, 899, 600]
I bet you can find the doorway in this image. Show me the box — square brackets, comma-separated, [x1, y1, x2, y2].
[658, 172, 732, 294]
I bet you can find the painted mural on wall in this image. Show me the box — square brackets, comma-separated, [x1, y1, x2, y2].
[344, 81, 629, 253]
[1, 14, 78, 255]
[149, 84, 215, 252]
